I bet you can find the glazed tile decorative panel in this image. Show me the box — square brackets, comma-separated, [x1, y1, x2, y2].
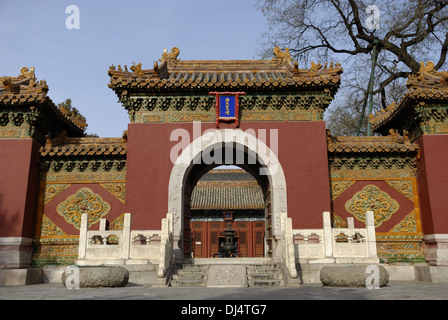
[56, 187, 111, 229]
[44, 183, 71, 204]
[40, 215, 67, 236]
[344, 184, 399, 227]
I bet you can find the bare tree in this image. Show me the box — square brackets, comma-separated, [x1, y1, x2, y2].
[256, 0, 448, 134]
[58, 99, 98, 137]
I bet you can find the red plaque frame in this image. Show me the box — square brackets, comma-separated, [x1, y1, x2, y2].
[209, 91, 246, 128]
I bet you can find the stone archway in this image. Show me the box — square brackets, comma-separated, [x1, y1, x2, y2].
[167, 128, 287, 261]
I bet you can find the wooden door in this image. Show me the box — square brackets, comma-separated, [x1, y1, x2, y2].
[184, 215, 192, 258]
[192, 222, 204, 258]
[209, 222, 221, 257]
[232, 222, 246, 257]
[265, 188, 272, 256]
[253, 222, 265, 257]
[183, 190, 193, 258]
[190, 220, 264, 258]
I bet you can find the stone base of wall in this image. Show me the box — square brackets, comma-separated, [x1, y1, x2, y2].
[0, 237, 33, 268]
[414, 265, 448, 283]
[2, 262, 448, 285]
[0, 268, 42, 285]
[297, 262, 448, 284]
[423, 234, 448, 266]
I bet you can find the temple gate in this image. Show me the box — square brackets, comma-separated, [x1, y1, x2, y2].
[1, 48, 447, 285]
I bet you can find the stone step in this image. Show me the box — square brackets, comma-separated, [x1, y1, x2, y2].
[246, 264, 284, 287]
[180, 264, 209, 269]
[247, 264, 280, 269]
[170, 279, 207, 287]
[170, 263, 286, 287]
[189, 258, 271, 265]
[169, 264, 209, 287]
[176, 268, 208, 275]
[248, 279, 284, 287]
[247, 268, 282, 274]
[172, 273, 207, 280]
[247, 273, 282, 280]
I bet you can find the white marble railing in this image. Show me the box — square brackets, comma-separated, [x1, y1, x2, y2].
[77, 212, 174, 278]
[293, 211, 379, 264]
[77, 210, 378, 280]
[281, 212, 298, 279]
[157, 213, 174, 278]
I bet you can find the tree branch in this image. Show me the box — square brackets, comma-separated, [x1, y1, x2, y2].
[434, 31, 448, 70]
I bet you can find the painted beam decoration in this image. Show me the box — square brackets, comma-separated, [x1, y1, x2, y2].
[210, 92, 246, 127]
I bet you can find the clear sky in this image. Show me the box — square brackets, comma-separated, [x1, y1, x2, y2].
[0, 0, 268, 137]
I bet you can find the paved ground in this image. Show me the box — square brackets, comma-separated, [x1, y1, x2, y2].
[0, 281, 446, 300]
[1, 281, 446, 317]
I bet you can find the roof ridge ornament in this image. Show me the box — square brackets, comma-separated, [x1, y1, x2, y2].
[308, 61, 323, 76]
[2, 77, 16, 93]
[408, 61, 448, 87]
[20, 67, 36, 80]
[130, 62, 144, 77]
[271, 47, 293, 67]
[159, 47, 180, 68]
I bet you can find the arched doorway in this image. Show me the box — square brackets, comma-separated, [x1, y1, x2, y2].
[189, 167, 267, 258]
[168, 129, 287, 261]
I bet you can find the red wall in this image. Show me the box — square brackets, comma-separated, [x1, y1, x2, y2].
[125, 121, 331, 230]
[417, 135, 448, 235]
[41, 183, 126, 235]
[0, 139, 40, 238]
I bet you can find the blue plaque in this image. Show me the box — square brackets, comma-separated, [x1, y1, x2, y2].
[209, 91, 245, 127]
[219, 95, 236, 118]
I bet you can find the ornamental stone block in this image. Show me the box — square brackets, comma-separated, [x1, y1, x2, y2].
[319, 264, 389, 287]
[61, 266, 129, 288]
